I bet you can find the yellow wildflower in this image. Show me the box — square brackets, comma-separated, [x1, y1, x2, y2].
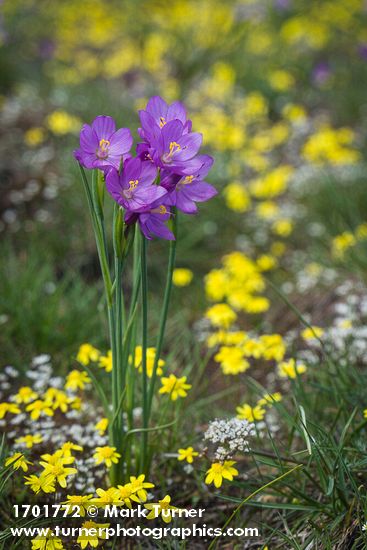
[172, 268, 193, 287]
[15, 434, 43, 448]
[62, 495, 94, 516]
[26, 400, 53, 421]
[250, 166, 294, 199]
[260, 334, 286, 361]
[98, 351, 112, 372]
[24, 474, 56, 494]
[116, 484, 141, 508]
[205, 303, 237, 329]
[93, 446, 121, 468]
[256, 255, 277, 272]
[145, 495, 178, 523]
[77, 343, 101, 365]
[356, 223, 367, 240]
[77, 521, 110, 549]
[282, 103, 307, 123]
[46, 110, 81, 135]
[58, 442, 83, 457]
[205, 461, 238, 488]
[258, 392, 282, 407]
[14, 386, 38, 404]
[0, 402, 21, 419]
[132, 346, 165, 378]
[269, 69, 295, 91]
[94, 487, 121, 506]
[129, 475, 154, 502]
[5, 452, 32, 472]
[214, 346, 250, 375]
[302, 125, 360, 165]
[301, 326, 324, 341]
[256, 201, 279, 220]
[31, 529, 63, 550]
[242, 339, 264, 359]
[332, 232, 356, 259]
[272, 218, 293, 237]
[65, 370, 91, 391]
[205, 269, 228, 301]
[278, 358, 307, 379]
[159, 374, 191, 401]
[236, 403, 266, 422]
[24, 127, 46, 148]
[207, 330, 248, 348]
[177, 447, 199, 463]
[39, 457, 77, 489]
[45, 388, 72, 412]
[95, 418, 109, 435]
[223, 183, 251, 212]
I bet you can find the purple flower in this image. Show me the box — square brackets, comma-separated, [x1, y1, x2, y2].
[162, 155, 217, 214]
[358, 43, 367, 61]
[312, 62, 331, 86]
[138, 96, 192, 143]
[147, 119, 203, 174]
[125, 203, 175, 241]
[74, 115, 133, 171]
[105, 157, 166, 212]
[274, 0, 291, 10]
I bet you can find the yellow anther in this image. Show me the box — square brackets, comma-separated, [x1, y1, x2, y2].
[99, 139, 110, 150]
[183, 175, 194, 184]
[97, 139, 111, 159]
[128, 179, 139, 190]
[159, 205, 167, 214]
[169, 141, 181, 155]
[159, 116, 166, 128]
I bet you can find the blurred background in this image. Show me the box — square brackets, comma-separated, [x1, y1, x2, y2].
[1, 0, 367, 370]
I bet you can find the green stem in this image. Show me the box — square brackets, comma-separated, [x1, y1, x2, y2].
[78, 164, 119, 484]
[140, 236, 149, 473]
[78, 164, 112, 305]
[147, 210, 178, 416]
[111, 204, 127, 484]
[124, 235, 141, 478]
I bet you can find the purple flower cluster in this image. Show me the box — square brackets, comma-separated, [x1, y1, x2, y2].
[74, 96, 217, 240]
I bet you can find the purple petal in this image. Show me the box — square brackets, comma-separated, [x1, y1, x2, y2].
[122, 157, 142, 184]
[174, 132, 202, 161]
[93, 156, 121, 171]
[169, 156, 206, 175]
[162, 120, 184, 151]
[130, 186, 167, 211]
[145, 96, 168, 121]
[184, 120, 193, 133]
[80, 124, 98, 153]
[91, 116, 116, 140]
[194, 154, 215, 178]
[77, 152, 98, 169]
[182, 182, 217, 202]
[161, 172, 180, 191]
[105, 169, 122, 195]
[139, 111, 162, 144]
[139, 161, 157, 186]
[167, 101, 187, 123]
[109, 128, 133, 155]
[176, 192, 198, 214]
[140, 214, 175, 240]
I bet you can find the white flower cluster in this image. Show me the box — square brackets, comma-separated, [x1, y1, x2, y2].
[204, 417, 255, 459]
